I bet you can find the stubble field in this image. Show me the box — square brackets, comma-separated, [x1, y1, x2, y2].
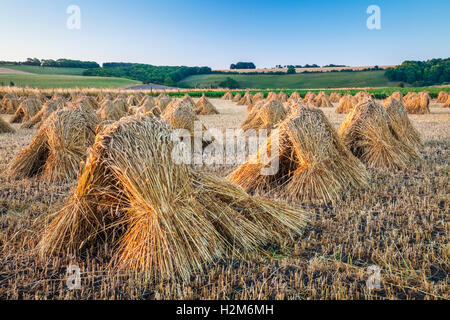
[0, 99, 448, 300]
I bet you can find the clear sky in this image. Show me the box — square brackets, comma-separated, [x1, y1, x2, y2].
[1, 0, 449, 68]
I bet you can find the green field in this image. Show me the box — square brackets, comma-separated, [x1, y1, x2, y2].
[161, 87, 450, 100]
[0, 74, 141, 89]
[178, 70, 400, 89]
[1, 64, 87, 75]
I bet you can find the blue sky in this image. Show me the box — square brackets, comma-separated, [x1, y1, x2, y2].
[1, 0, 449, 68]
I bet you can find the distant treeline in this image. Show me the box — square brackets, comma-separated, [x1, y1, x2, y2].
[294, 64, 320, 68]
[0, 58, 100, 69]
[322, 64, 347, 68]
[276, 64, 332, 68]
[83, 63, 212, 85]
[230, 62, 256, 70]
[212, 66, 381, 76]
[212, 70, 288, 75]
[0, 61, 19, 65]
[385, 58, 450, 86]
[309, 66, 382, 73]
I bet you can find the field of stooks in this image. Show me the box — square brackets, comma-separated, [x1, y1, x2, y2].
[0, 86, 448, 300]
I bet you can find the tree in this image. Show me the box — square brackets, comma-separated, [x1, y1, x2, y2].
[219, 77, 239, 89]
[385, 58, 450, 85]
[83, 63, 212, 85]
[287, 66, 296, 74]
[41, 59, 56, 67]
[164, 76, 175, 86]
[230, 62, 256, 70]
[23, 58, 40, 66]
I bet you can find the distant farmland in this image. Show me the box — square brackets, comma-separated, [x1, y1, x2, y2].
[0, 65, 141, 89]
[0, 64, 87, 76]
[177, 70, 400, 89]
[0, 73, 141, 89]
[214, 65, 394, 74]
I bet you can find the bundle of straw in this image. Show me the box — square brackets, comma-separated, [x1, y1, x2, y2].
[97, 100, 114, 120]
[113, 98, 128, 115]
[9, 106, 100, 182]
[232, 93, 242, 103]
[29, 93, 48, 104]
[383, 97, 422, 150]
[329, 92, 342, 103]
[139, 96, 158, 115]
[238, 91, 253, 106]
[288, 92, 301, 103]
[182, 94, 196, 106]
[229, 107, 369, 203]
[338, 99, 418, 169]
[285, 100, 307, 115]
[97, 98, 128, 121]
[127, 94, 143, 106]
[311, 91, 333, 108]
[0, 116, 16, 134]
[241, 100, 286, 132]
[72, 95, 99, 111]
[303, 92, 316, 105]
[195, 94, 219, 115]
[266, 92, 278, 102]
[155, 95, 172, 113]
[336, 94, 358, 114]
[355, 91, 372, 102]
[163, 98, 201, 135]
[21, 98, 64, 129]
[97, 93, 112, 104]
[128, 105, 145, 116]
[403, 92, 430, 114]
[391, 91, 403, 102]
[252, 92, 265, 103]
[10, 99, 41, 123]
[445, 95, 450, 108]
[437, 91, 448, 103]
[277, 92, 288, 102]
[222, 92, 233, 100]
[38, 116, 309, 280]
[0, 94, 21, 114]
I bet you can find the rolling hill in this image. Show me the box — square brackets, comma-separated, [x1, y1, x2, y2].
[177, 70, 400, 89]
[0, 65, 141, 89]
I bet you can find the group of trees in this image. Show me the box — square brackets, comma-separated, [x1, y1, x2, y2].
[385, 58, 450, 86]
[276, 64, 320, 68]
[213, 70, 290, 76]
[214, 66, 381, 76]
[230, 62, 256, 70]
[287, 66, 296, 74]
[22, 58, 41, 66]
[276, 64, 348, 69]
[323, 64, 347, 68]
[218, 77, 240, 89]
[298, 64, 320, 68]
[83, 63, 212, 86]
[0, 61, 20, 65]
[22, 58, 100, 68]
